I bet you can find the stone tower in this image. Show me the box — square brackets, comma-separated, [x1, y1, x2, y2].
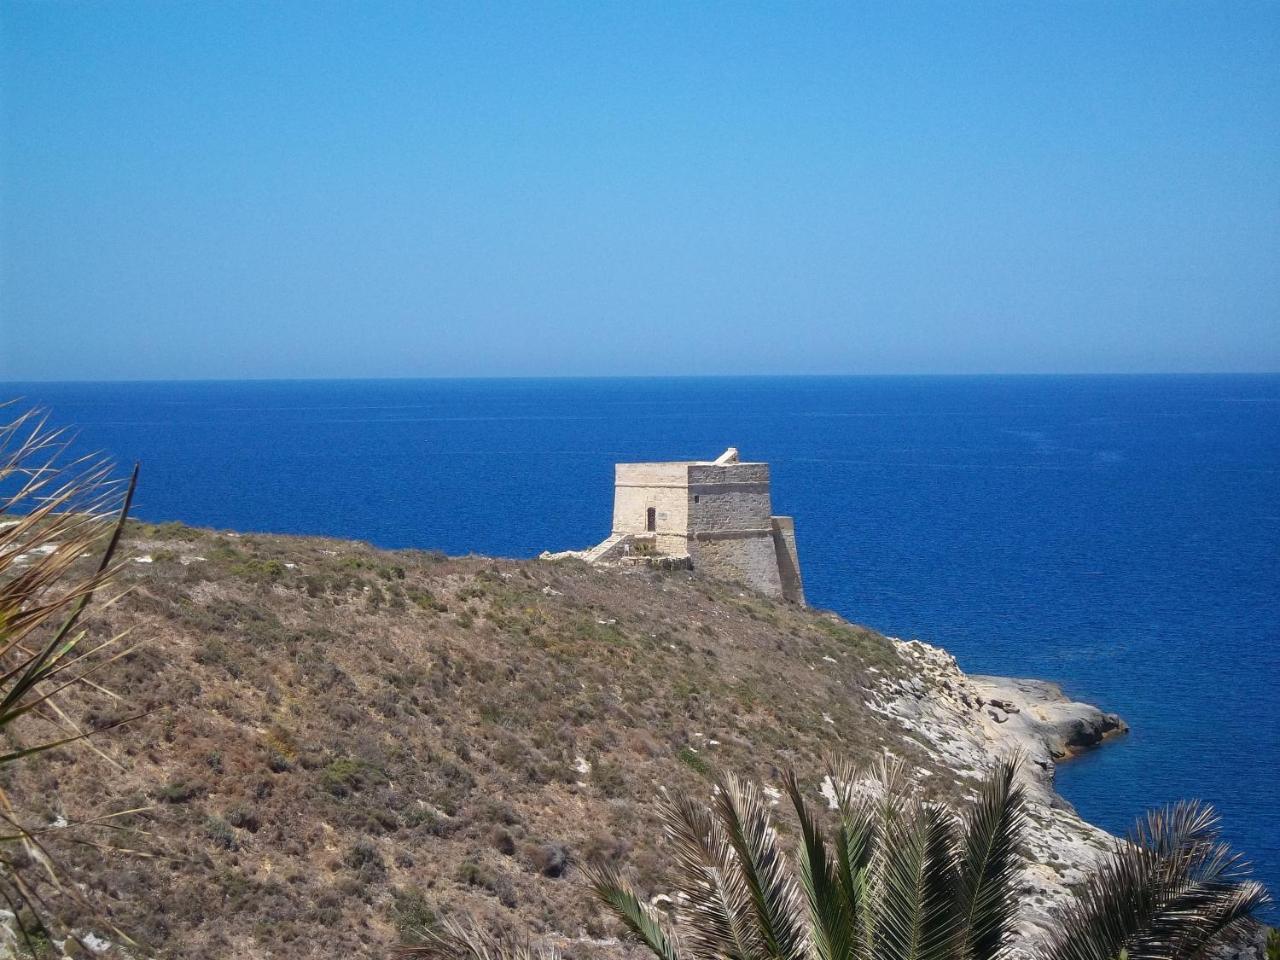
[562, 448, 805, 604]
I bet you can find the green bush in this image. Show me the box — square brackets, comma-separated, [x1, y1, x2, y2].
[204, 816, 237, 850]
[158, 780, 203, 804]
[391, 886, 438, 942]
[676, 745, 711, 777]
[407, 589, 448, 613]
[320, 758, 378, 797]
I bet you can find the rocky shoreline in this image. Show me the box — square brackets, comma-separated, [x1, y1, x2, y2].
[879, 638, 1130, 949]
[971, 674, 1128, 761]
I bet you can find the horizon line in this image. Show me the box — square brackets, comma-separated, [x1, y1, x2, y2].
[3, 370, 1280, 387]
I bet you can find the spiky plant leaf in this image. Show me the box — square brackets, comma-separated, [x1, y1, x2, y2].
[663, 789, 766, 960]
[580, 755, 1269, 960]
[824, 757, 880, 960]
[1047, 800, 1272, 960]
[876, 801, 962, 960]
[784, 769, 853, 960]
[584, 861, 684, 960]
[394, 915, 560, 960]
[713, 771, 808, 960]
[0, 404, 144, 948]
[955, 757, 1026, 960]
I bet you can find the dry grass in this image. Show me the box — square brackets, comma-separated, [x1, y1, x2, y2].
[0, 405, 144, 954]
[3, 519, 958, 959]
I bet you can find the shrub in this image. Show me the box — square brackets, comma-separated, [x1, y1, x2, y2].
[226, 807, 261, 833]
[158, 780, 203, 804]
[391, 886, 438, 942]
[675, 745, 710, 777]
[456, 858, 517, 908]
[320, 758, 375, 797]
[527, 842, 569, 878]
[228, 557, 288, 584]
[204, 816, 237, 850]
[489, 827, 516, 856]
[343, 838, 386, 880]
[590, 757, 628, 797]
[407, 589, 448, 614]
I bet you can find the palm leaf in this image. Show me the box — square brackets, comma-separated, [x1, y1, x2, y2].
[394, 915, 560, 960]
[584, 861, 684, 960]
[955, 757, 1026, 960]
[1047, 800, 1272, 960]
[784, 769, 853, 960]
[876, 801, 962, 960]
[0, 406, 143, 948]
[662, 789, 766, 960]
[713, 771, 808, 960]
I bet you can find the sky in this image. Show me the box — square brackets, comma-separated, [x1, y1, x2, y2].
[1, 1, 1277, 381]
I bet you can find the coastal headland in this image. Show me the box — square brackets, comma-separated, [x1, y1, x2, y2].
[8, 521, 1128, 958]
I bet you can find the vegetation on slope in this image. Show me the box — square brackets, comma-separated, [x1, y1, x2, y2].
[417, 758, 1269, 960]
[6, 519, 957, 959]
[0, 408, 142, 955]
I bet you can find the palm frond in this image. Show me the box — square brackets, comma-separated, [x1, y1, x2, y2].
[395, 915, 560, 960]
[579, 753, 1268, 960]
[584, 861, 684, 960]
[824, 757, 880, 960]
[713, 770, 808, 960]
[0, 403, 143, 947]
[784, 769, 853, 960]
[1047, 800, 1272, 960]
[876, 801, 962, 960]
[1163, 878, 1271, 960]
[955, 757, 1026, 960]
[663, 789, 766, 960]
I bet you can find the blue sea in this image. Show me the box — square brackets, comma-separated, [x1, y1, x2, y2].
[7, 375, 1278, 907]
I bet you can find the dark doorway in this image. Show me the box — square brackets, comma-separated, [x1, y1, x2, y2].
[646, 507, 656, 532]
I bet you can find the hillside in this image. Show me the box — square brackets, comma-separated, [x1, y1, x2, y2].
[6, 522, 1124, 959]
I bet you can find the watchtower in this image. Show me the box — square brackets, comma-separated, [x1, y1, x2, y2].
[601, 447, 805, 604]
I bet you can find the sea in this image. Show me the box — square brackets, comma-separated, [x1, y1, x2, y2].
[6, 375, 1278, 908]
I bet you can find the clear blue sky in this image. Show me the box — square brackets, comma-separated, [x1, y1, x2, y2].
[2, 1, 1277, 380]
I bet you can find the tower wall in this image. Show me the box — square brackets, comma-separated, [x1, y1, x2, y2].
[686, 461, 783, 597]
[686, 462, 773, 533]
[611, 462, 690, 555]
[600, 452, 806, 605]
[689, 532, 785, 598]
[770, 516, 806, 605]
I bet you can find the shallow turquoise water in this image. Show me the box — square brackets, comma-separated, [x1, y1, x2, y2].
[8, 374, 1278, 909]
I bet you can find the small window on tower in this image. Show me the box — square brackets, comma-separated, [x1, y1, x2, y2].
[694, 495, 700, 503]
[646, 507, 656, 532]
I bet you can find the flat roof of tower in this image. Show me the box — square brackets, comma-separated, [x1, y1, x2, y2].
[617, 459, 764, 466]
[617, 446, 762, 468]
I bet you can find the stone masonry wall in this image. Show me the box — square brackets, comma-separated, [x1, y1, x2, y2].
[770, 516, 805, 605]
[612, 463, 689, 542]
[686, 462, 785, 597]
[690, 533, 785, 598]
[604, 457, 804, 604]
[686, 462, 773, 535]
